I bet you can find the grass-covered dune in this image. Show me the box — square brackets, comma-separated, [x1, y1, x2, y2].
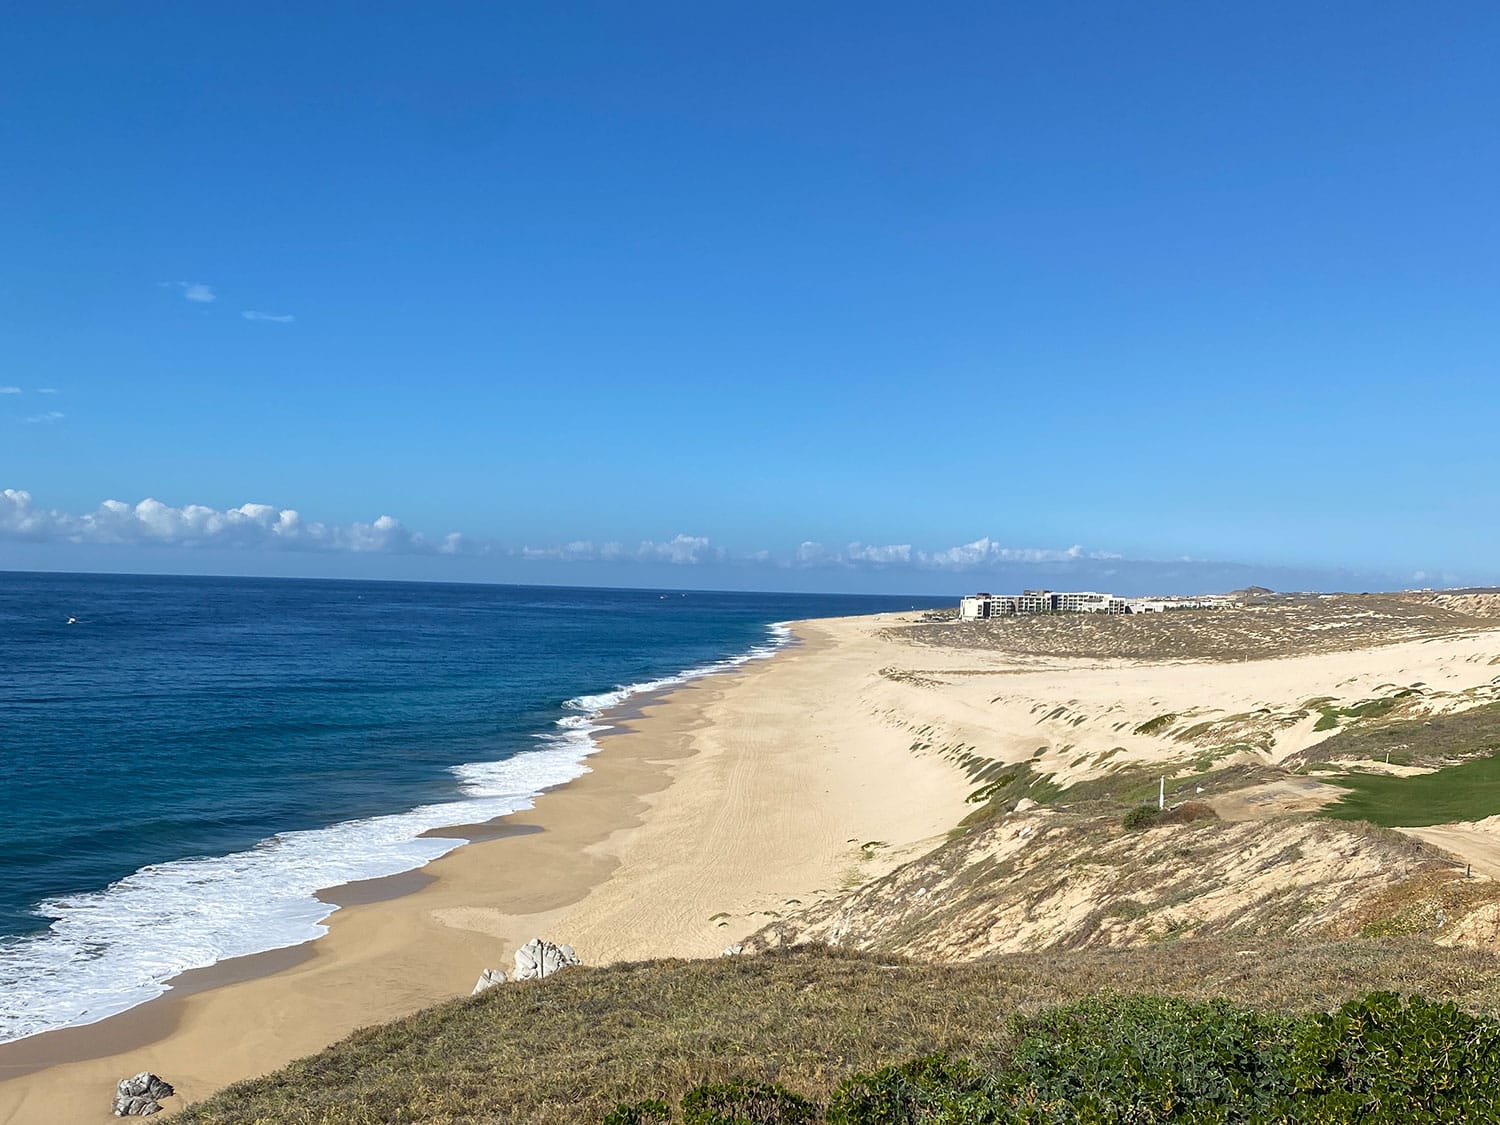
[180, 940, 1500, 1124]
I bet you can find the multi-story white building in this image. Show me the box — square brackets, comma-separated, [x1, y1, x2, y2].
[1053, 590, 1130, 614]
[958, 589, 1209, 619]
[1125, 595, 1231, 613]
[1016, 589, 1054, 614]
[958, 593, 1017, 619]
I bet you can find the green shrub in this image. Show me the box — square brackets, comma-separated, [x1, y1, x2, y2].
[826, 1054, 985, 1124]
[1289, 991, 1500, 1120]
[1134, 713, 1178, 736]
[603, 1099, 673, 1125]
[595, 991, 1500, 1124]
[1122, 804, 1160, 831]
[1000, 993, 1299, 1121]
[680, 1080, 819, 1125]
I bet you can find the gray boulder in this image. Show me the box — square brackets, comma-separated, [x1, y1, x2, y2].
[721, 944, 744, 957]
[113, 1072, 174, 1116]
[472, 967, 507, 994]
[113, 1095, 161, 1117]
[512, 938, 581, 981]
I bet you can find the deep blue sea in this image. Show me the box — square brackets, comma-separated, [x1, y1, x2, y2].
[0, 572, 948, 1042]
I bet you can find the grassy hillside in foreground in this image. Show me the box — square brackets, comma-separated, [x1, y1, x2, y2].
[179, 942, 1500, 1124]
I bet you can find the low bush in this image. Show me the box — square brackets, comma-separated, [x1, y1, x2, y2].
[1289, 991, 1500, 1119]
[1159, 800, 1219, 826]
[1000, 993, 1298, 1121]
[1122, 803, 1160, 831]
[825, 1055, 984, 1124]
[609, 992, 1500, 1123]
[603, 1100, 672, 1125]
[680, 1080, 818, 1125]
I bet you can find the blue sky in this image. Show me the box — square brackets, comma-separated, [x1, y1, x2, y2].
[2, 3, 1497, 595]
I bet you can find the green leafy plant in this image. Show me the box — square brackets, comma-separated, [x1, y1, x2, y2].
[1289, 991, 1500, 1119]
[826, 1054, 985, 1124]
[1000, 993, 1299, 1121]
[1134, 713, 1178, 736]
[1122, 803, 1160, 831]
[680, 1080, 818, 1125]
[603, 1099, 673, 1125]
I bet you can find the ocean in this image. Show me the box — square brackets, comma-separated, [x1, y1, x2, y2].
[0, 572, 949, 1043]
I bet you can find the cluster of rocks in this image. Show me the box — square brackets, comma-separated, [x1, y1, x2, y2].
[113, 1072, 174, 1116]
[472, 937, 581, 994]
[472, 967, 507, 993]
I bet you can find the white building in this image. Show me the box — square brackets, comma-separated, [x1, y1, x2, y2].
[1053, 591, 1130, 614]
[1125, 595, 1231, 613]
[959, 589, 1129, 618]
[959, 593, 1017, 619]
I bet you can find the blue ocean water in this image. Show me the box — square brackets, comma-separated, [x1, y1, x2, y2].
[0, 572, 947, 1042]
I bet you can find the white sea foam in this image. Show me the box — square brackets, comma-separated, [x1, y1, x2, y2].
[0, 622, 794, 1044]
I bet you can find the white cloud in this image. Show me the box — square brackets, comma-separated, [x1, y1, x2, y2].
[521, 534, 725, 565]
[242, 310, 295, 323]
[637, 534, 724, 565]
[521, 540, 607, 562]
[0, 386, 20, 395]
[0, 491, 1129, 578]
[0, 490, 474, 556]
[845, 542, 913, 565]
[795, 541, 829, 566]
[788, 536, 1099, 571]
[915, 537, 1088, 570]
[23, 411, 64, 425]
[0, 490, 57, 538]
[177, 282, 215, 303]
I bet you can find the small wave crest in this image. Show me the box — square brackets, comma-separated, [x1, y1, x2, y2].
[0, 621, 794, 1043]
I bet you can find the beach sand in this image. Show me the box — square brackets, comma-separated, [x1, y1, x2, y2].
[0, 616, 972, 1124]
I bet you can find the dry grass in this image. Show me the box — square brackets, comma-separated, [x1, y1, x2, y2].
[178, 940, 1500, 1124]
[886, 594, 1488, 663]
[748, 803, 1447, 961]
[1158, 799, 1219, 825]
[1287, 702, 1500, 771]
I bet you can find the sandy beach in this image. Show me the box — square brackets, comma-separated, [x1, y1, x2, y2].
[0, 615, 972, 1123]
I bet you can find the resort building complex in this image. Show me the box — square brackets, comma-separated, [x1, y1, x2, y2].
[958, 590, 1228, 619]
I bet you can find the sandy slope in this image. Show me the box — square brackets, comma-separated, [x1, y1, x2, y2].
[1404, 819, 1500, 880]
[858, 618, 1500, 786]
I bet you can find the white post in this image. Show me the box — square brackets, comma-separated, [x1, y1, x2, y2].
[1159, 776, 1165, 810]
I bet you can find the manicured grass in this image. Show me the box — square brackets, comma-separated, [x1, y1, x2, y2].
[1322, 752, 1500, 826]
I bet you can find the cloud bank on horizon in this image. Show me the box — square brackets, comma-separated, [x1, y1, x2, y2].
[0, 489, 466, 557]
[0, 488, 1450, 595]
[1, 489, 1100, 572]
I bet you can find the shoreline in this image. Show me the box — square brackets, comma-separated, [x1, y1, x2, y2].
[0, 627, 792, 1051]
[0, 613, 971, 1123]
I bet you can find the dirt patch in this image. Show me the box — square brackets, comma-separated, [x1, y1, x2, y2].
[1402, 819, 1500, 880]
[1209, 777, 1344, 822]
